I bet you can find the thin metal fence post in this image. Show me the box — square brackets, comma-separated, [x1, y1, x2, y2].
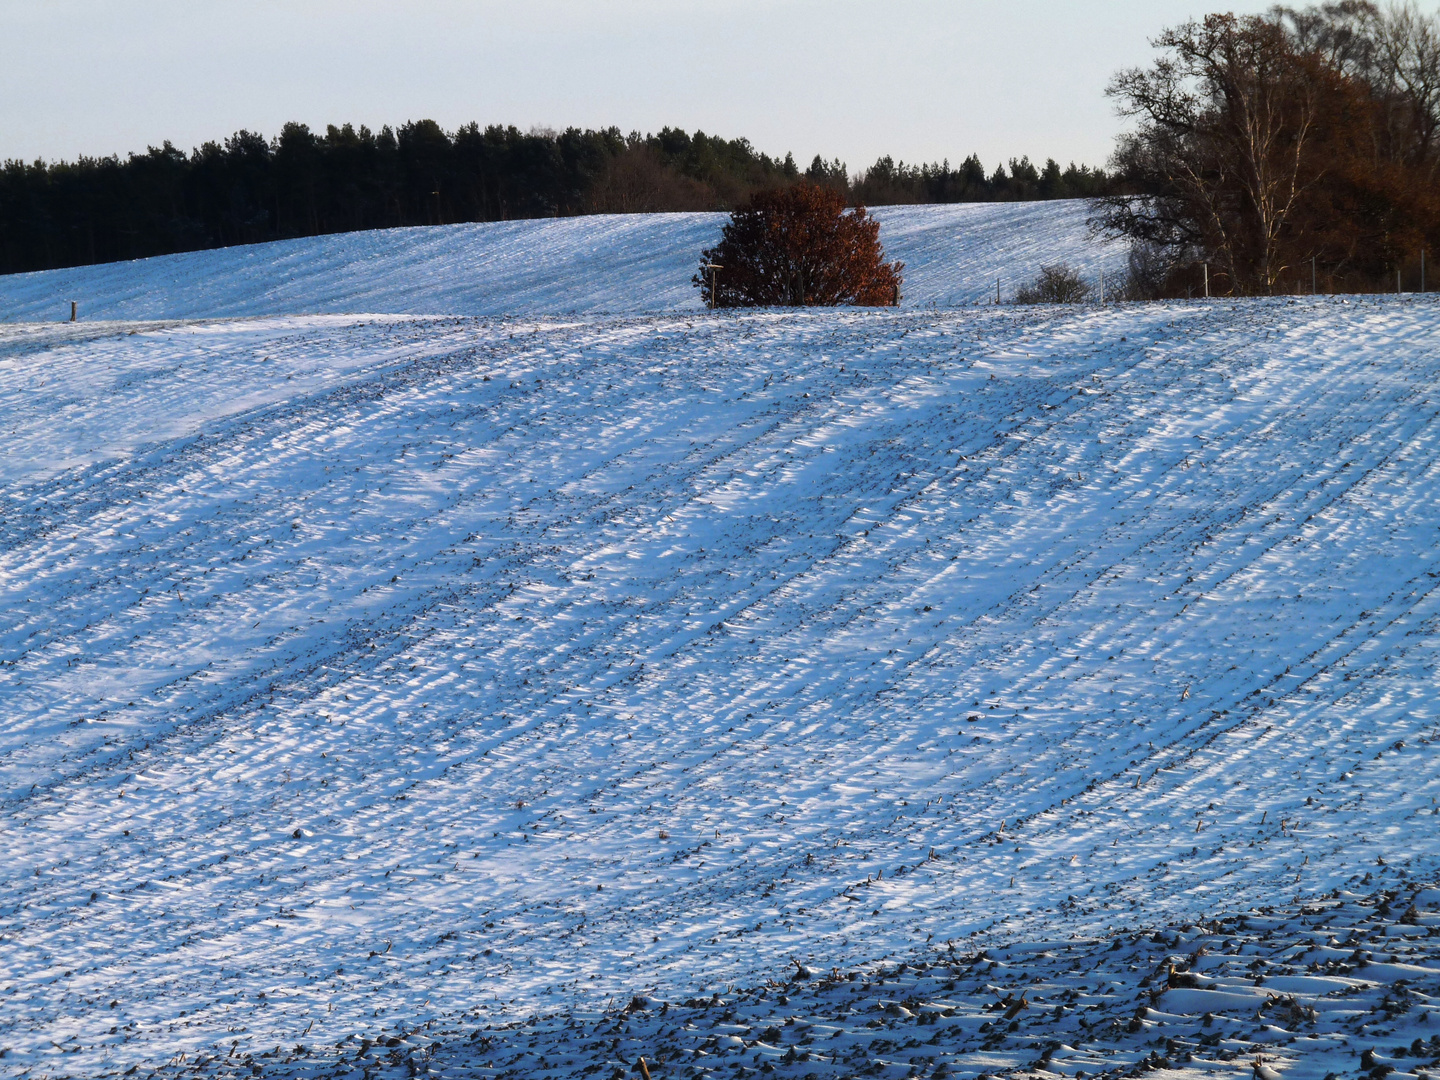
[1203, 263, 1209, 298]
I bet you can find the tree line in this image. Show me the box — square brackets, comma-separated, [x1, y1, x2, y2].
[1098, 0, 1440, 297]
[0, 121, 1113, 275]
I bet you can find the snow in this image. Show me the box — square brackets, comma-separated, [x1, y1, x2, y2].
[1, 210, 1440, 1079]
[0, 201, 1125, 321]
[118, 888, 1434, 1080]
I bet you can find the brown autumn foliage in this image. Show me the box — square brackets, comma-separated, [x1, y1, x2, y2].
[588, 145, 715, 214]
[1098, 2, 1440, 296]
[694, 181, 904, 307]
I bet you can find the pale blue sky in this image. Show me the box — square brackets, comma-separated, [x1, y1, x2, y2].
[2, 0, 1280, 173]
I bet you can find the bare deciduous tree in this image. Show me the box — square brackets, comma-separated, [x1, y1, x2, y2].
[1096, 3, 1440, 297]
[588, 145, 712, 214]
[1104, 14, 1324, 293]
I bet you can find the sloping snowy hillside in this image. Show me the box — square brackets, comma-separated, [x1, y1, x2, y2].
[131, 887, 1440, 1080]
[0, 201, 1125, 321]
[3, 296, 1440, 1078]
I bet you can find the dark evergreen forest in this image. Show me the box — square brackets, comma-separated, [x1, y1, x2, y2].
[0, 120, 1113, 274]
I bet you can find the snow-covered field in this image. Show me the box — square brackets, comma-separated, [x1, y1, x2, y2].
[127, 886, 1438, 1080]
[2, 210, 1440, 1080]
[0, 201, 1125, 321]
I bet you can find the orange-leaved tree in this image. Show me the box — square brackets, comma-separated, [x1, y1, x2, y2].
[694, 181, 903, 307]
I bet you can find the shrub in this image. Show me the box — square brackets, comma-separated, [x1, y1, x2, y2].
[1116, 241, 1179, 300]
[1013, 263, 1094, 304]
[694, 181, 903, 307]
